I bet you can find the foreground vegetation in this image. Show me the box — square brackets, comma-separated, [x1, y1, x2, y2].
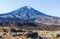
[0, 26, 60, 39]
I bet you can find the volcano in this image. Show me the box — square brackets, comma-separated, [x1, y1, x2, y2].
[0, 6, 60, 30]
[0, 6, 60, 24]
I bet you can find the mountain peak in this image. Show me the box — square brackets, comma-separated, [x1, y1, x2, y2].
[22, 6, 31, 9]
[23, 6, 31, 9]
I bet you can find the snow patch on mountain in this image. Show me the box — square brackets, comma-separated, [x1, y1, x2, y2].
[0, 15, 14, 18]
[27, 6, 31, 9]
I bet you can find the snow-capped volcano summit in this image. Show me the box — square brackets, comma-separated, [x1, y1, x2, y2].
[0, 6, 47, 21]
[0, 6, 60, 25]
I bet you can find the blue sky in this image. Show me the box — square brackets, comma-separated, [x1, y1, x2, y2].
[0, 0, 60, 17]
